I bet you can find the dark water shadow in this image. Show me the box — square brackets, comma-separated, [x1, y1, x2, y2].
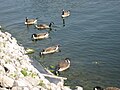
[62, 18, 65, 27]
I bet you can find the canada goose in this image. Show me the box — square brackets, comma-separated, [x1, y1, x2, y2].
[31, 32, 49, 40]
[54, 58, 70, 75]
[40, 44, 60, 56]
[25, 17, 37, 25]
[35, 22, 54, 29]
[93, 86, 120, 90]
[61, 9, 70, 18]
[105, 87, 120, 90]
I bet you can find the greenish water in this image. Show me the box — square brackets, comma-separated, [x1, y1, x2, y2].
[0, 0, 120, 89]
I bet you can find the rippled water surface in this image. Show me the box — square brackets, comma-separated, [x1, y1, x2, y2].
[0, 0, 120, 89]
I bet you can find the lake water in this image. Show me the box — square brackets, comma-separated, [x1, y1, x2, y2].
[0, 0, 120, 89]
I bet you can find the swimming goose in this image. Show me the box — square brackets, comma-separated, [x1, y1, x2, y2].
[40, 44, 60, 56]
[105, 87, 120, 90]
[57, 58, 70, 71]
[35, 22, 54, 29]
[61, 9, 70, 18]
[25, 17, 37, 25]
[31, 32, 49, 40]
[54, 58, 70, 75]
[93, 86, 120, 90]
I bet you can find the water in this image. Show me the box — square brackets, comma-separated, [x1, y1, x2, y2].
[0, 0, 120, 89]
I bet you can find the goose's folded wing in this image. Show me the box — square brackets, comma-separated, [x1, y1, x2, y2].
[44, 46, 56, 52]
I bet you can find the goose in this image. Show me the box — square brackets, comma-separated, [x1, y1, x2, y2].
[35, 22, 54, 29]
[40, 44, 60, 56]
[61, 9, 70, 18]
[25, 17, 37, 25]
[93, 86, 120, 90]
[54, 58, 70, 75]
[105, 87, 120, 90]
[31, 32, 49, 40]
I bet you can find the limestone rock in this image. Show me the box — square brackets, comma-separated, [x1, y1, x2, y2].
[15, 78, 32, 88]
[0, 75, 14, 88]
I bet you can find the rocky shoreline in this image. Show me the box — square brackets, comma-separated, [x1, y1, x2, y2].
[0, 30, 77, 90]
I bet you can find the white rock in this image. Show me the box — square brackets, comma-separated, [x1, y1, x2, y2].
[4, 63, 16, 73]
[62, 86, 72, 90]
[0, 65, 5, 74]
[24, 76, 39, 86]
[23, 87, 30, 90]
[12, 86, 30, 90]
[0, 75, 14, 88]
[14, 60, 21, 67]
[15, 78, 32, 88]
[50, 83, 58, 90]
[5, 32, 11, 37]
[0, 88, 8, 90]
[0, 42, 4, 47]
[0, 58, 5, 65]
[32, 87, 41, 90]
[12, 86, 23, 90]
